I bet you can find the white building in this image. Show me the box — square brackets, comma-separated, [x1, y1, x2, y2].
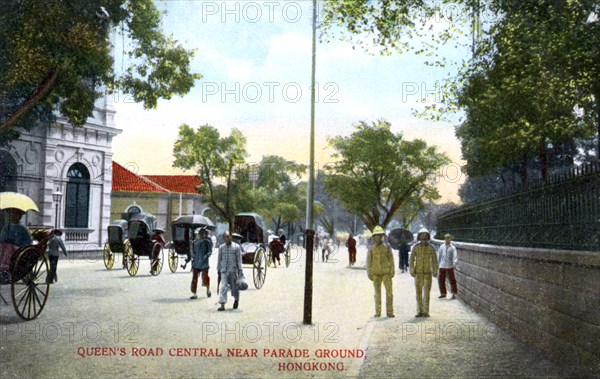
[0, 94, 121, 252]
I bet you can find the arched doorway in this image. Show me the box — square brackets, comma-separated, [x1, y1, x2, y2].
[64, 163, 90, 228]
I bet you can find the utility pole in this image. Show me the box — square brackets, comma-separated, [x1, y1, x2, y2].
[303, 0, 317, 325]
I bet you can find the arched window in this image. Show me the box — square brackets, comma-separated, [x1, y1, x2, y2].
[65, 163, 90, 228]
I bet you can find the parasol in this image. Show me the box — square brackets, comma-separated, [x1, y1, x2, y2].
[0, 192, 39, 212]
[387, 228, 414, 249]
[172, 214, 216, 230]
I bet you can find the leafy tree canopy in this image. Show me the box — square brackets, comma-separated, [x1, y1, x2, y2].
[456, 1, 599, 180]
[0, 0, 200, 141]
[324, 119, 450, 230]
[173, 124, 247, 229]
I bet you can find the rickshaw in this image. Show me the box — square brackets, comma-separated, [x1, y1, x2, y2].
[233, 213, 269, 289]
[167, 214, 215, 273]
[0, 192, 53, 320]
[0, 227, 54, 320]
[124, 212, 165, 276]
[102, 219, 129, 270]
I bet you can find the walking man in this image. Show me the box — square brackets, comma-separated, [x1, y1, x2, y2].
[410, 229, 438, 317]
[217, 231, 242, 311]
[346, 234, 357, 267]
[190, 228, 213, 299]
[437, 234, 458, 299]
[366, 226, 395, 318]
[399, 240, 410, 273]
[46, 229, 68, 283]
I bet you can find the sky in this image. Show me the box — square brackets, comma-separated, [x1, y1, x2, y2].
[111, 1, 472, 203]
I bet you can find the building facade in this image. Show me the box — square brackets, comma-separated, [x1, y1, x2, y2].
[111, 162, 207, 242]
[0, 94, 120, 252]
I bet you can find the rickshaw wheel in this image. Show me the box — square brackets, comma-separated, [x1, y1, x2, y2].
[150, 243, 163, 276]
[103, 243, 114, 270]
[11, 247, 50, 321]
[126, 254, 139, 276]
[123, 240, 133, 269]
[267, 249, 274, 267]
[285, 245, 291, 267]
[252, 246, 267, 289]
[125, 241, 139, 276]
[168, 247, 178, 273]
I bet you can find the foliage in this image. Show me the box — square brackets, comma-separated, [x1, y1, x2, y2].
[173, 124, 248, 229]
[456, 1, 599, 181]
[319, 0, 469, 62]
[324, 120, 450, 230]
[250, 155, 306, 235]
[0, 0, 200, 140]
[320, 0, 600, 190]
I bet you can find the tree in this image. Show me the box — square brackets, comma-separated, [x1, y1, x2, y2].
[0, 0, 200, 140]
[455, 1, 598, 182]
[321, 1, 600, 187]
[173, 124, 248, 230]
[251, 155, 306, 236]
[324, 120, 450, 230]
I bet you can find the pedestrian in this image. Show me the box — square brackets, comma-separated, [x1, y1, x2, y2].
[366, 226, 395, 318]
[399, 240, 410, 273]
[322, 237, 332, 262]
[217, 231, 243, 311]
[346, 234, 357, 267]
[46, 229, 68, 283]
[410, 229, 438, 318]
[190, 228, 213, 299]
[0, 208, 32, 247]
[437, 233, 458, 299]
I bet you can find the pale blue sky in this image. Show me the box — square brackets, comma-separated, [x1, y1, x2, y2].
[112, 1, 471, 203]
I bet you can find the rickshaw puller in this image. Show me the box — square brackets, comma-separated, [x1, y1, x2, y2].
[190, 228, 213, 299]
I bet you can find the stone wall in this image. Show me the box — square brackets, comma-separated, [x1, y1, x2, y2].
[450, 241, 599, 375]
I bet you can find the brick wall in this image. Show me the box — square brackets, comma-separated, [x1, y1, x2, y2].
[449, 241, 599, 375]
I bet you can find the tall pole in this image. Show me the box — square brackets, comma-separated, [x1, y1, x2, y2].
[303, 0, 317, 325]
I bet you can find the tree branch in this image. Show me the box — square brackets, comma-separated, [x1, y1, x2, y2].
[1, 67, 60, 131]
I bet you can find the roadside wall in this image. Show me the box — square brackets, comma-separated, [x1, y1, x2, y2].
[449, 241, 599, 375]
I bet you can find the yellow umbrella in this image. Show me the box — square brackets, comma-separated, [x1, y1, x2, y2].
[0, 192, 39, 212]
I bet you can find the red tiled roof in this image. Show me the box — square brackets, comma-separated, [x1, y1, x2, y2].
[144, 175, 202, 194]
[112, 162, 168, 193]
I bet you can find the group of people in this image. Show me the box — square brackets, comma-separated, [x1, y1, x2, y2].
[366, 227, 458, 318]
[187, 228, 289, 311]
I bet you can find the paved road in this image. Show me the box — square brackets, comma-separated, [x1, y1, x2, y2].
[0, 244, 570, 378]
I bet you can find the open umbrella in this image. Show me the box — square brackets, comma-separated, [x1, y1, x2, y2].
[388, 228, 414, 250]
[172, 215, 216, 230]
[0, 192, 39, 212]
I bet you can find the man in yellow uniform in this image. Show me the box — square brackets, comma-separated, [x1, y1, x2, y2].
[410, 229, 438, 317]
[366, 226, 395, 318]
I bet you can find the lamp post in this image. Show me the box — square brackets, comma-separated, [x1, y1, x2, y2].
[52, 188, 62, 229]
